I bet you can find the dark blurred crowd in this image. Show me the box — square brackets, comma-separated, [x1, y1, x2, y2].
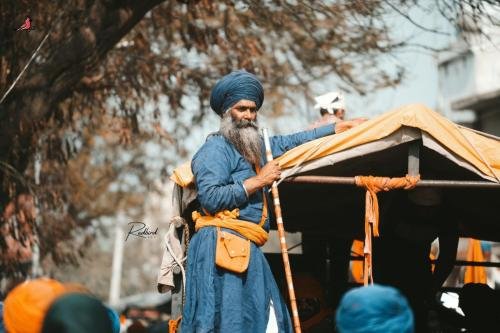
[0, 278, 170, 333]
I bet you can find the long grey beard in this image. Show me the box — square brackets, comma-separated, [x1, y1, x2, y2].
[220, 112, 262, 165]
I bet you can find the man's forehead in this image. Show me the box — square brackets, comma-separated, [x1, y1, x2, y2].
[232, 99, 256, 107]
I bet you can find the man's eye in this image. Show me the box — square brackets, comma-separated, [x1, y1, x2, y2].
[236, 106, 256, 112]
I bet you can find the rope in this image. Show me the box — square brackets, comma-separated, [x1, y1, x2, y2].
[165, 220, 187, 297]
[182, 222, 190, 308]
[355, 175, 420, 285]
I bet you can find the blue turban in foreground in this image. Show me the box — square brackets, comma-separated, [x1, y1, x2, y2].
[210, 70, 264, 116]
[41, 293, 113, 333]
[106, 306, 121, 333]
[336, 285, 414, 333]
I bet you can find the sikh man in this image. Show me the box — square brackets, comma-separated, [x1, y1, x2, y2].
[180, 70, 365, 333]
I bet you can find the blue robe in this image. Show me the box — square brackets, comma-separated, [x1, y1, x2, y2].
[181, 124, 334, 333]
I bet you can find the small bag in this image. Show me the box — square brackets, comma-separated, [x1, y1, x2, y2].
[215, 227, 251, 273]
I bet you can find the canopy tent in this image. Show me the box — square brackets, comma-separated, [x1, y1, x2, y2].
[171, 104, 500, 241]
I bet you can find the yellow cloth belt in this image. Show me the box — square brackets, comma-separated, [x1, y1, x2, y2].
[192, 209, 269, 246]
[355, 174, 420, 285]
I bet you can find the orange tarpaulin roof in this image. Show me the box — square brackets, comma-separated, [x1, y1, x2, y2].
[276, 104, 500, 180]
[171, 104, 500, 187]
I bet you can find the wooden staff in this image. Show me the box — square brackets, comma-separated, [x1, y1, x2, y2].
[262, 128, 302, 333]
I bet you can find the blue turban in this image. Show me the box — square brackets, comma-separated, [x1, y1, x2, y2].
[210, 70, 264, 116]
[336, 285, 414, 333]
[0, 302, 5, 333]
[41, 293, 113, 333]
[106, 306, 121, 333]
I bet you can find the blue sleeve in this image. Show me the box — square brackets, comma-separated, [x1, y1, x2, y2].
[192, 140, 248, 214]
[269, 123, 335, 158]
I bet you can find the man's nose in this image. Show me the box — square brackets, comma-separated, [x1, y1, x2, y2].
[242, 109, 254, 119]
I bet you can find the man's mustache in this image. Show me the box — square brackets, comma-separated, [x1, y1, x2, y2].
[235, 119, 258, 129]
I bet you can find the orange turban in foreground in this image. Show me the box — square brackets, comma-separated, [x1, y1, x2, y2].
[3, 278, 68, 333]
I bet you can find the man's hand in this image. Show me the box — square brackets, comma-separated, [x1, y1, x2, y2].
[335, 117, 368, 133]
[243, 161, 281, 196]
[257, 161, 281, 186]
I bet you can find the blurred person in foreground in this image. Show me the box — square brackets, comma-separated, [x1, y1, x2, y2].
[3, 277, 118, 333]
[336, 284, 414, 333]
[3, 278, 67, 333]
[459, 283, 500, 332]
[180, 70, 366, 332]
[294, 273, 334, 333]
[41, 293, 116, 333]
[0, 301, 5, 333]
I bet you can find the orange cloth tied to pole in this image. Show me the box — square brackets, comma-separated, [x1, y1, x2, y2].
[355, 174, 420, 285]
[464, 238, 487, 284]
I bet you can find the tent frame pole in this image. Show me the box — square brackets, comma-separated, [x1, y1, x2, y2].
[349, 255, 500, 268]
[284, 176, 500, 188]
[408, 141, 420, 176]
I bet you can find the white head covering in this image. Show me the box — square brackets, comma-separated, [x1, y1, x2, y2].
[313, 91, 345, 115]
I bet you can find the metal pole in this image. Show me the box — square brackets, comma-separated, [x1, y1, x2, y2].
[408, 141, 420, 176]
[109, 214, 125, 307]
[263, 128, 302, 333]
[349, 256, 500, 268]
[285, 176, 500, 188]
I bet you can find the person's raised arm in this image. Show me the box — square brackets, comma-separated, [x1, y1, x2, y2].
[270, 118, 367, 157]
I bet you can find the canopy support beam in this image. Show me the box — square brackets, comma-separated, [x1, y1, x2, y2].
[284, 176, 500, 188]
[349, 255, 500, 267]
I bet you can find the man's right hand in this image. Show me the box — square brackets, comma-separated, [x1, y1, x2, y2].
[257, 160, 281, 186]
[243, 161, 281, 196]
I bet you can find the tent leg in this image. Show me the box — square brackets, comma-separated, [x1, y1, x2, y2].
[408, 141, 420, 176]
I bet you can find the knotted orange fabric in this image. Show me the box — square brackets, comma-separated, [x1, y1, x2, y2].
[193, 209, 269, 246]
[355, 175, 420, 285]
[3, 278, 68, 333]
[464, 238, 487, 284]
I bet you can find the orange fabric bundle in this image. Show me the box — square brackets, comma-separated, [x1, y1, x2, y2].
[3, 278, 68, 333]
[355, 175, 420, 285]
[464, 238, 487, 284]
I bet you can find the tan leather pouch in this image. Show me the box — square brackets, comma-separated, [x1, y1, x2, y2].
[215, 228, 250, 273]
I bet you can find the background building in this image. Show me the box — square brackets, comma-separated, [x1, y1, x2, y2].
[437, 12, 500, 135]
